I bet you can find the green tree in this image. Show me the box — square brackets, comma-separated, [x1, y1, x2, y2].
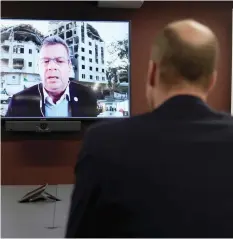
[108, 39, 129, 60]
[106, 39, 129, 96]
[106, 65, 120, 97]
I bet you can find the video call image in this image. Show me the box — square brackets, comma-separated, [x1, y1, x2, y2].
[232, 11, 233, 115]
[0, 20, 130, 118]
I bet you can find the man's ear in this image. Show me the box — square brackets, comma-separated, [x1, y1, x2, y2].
[208, 70, 217, 92]
[68, 60, 72, 72]
[147, 60, 157, 87]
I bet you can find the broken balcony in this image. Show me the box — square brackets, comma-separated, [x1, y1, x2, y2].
[66, 23, 72, 30]
[66, 38, 73, 46]
[58, 26, 65, 34]
[59, 33, 64, 39]
[74, 45, 78, 53]
[66, 30, 72, 39]
[13, 59, 24, 70]
[74, 36, 79, 44]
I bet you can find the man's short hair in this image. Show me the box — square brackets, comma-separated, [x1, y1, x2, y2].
[152, 22, 219, 88]
[41, 35, 70, 59]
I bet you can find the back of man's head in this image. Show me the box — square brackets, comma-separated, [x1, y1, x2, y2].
[151, 19, 219, 89]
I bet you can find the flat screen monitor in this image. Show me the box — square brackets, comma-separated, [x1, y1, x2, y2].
[232, 11, 233, 115]
[0, 19, 130, 119]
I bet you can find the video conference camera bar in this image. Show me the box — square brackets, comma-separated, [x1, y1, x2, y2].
[5, 120, 82, 132]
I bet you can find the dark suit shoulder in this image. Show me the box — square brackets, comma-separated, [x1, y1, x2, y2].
[12, 84, 40, 98]
[212, 110, 233, 121]
[70, 80, 94, 94]
[88, 113, 149, 134]
[85, 108, 233, 154]
[84, 113, 150, 150]
[88, 112, 136, 128]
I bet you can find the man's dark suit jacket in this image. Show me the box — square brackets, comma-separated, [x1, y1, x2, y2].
[5, 80, 97, 117]
[65, 95, 233, 238]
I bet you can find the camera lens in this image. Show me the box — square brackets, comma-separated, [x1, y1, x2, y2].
[40, 123, 48, 130]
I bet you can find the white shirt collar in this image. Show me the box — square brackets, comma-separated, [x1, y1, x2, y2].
[43, 83, 70, 104]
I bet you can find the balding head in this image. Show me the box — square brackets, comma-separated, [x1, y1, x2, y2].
[151, 19, 219, 87]
[146, 19, 219, 110]
[168, 19, 216, 45]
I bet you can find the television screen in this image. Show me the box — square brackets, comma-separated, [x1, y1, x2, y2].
[0, 20, 130, 118]
[232, 10, 233, 115]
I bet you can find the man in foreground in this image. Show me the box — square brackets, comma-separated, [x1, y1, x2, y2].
[6, 36, 97, 117]
[65, 19, 233, 237]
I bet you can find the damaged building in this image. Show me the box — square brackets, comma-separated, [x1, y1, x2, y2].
[48, 21, 107, 88]
[1, 24, 45, 98]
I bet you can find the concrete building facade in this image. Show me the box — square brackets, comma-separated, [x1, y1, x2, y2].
[1, 30, 42, 96]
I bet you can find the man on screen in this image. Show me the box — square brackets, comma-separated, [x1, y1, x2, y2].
[6, 36, 97, 117]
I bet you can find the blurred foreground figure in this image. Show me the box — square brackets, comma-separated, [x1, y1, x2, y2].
[65, 19, 233, 238]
